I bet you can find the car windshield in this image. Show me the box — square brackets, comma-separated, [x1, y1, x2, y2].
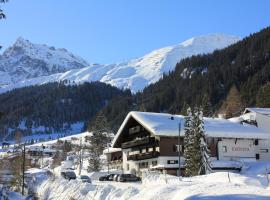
[66, 172, 76, 176]
[81, 175, 88, 179]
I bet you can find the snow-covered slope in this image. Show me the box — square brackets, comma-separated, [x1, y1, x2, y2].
[0, 37, 89, 85]
[0, 34, 240, 93]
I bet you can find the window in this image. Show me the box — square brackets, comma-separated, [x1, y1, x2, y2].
[256, 154, 260, 160]
[152, 160, 157, 166]
[142, 149, 147, 153]
[173, 145, 183, 152]
[260, 149, 269, 153]
[222, 146, 227, 153]
[127, 164, 129, 171]
[129, 126, 141, 134]
[139, 162, 148, 168]
[148, 147, 153, 152]
[254, 139, 259, 146]
[167, 160, 178, 164]
[155, 147, 160, 152]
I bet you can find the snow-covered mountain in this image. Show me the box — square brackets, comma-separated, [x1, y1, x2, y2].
[0, 37, 89, 85]
[0, 34, 240, 93]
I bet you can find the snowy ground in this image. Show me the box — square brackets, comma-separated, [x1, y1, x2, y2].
[34, 162, 270, 200]
[0, 186, 26, 200]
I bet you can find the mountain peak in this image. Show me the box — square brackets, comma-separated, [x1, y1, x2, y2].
[179, 33, 240, 48]
[13, 37, 32, 48]
[0, 38, 90, 84]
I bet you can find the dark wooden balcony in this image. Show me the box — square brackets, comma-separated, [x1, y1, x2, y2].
[121, 137, 156, 149]
[109, 160, 122, 165]
[127, 151, 160, 161]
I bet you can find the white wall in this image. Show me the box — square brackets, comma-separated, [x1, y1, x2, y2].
[218, 139, 256, 161]
[255, 139, 270, 161]
[256, 113, 270, 133]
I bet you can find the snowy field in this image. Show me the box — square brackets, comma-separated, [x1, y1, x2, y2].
[34, 162, 270, 200]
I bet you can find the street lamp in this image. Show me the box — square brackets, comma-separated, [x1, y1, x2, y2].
[170, 115, 182, 180]
[178, 118, 182, 181]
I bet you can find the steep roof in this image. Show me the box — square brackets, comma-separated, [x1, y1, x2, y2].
[244, 108, 270, 116]
[112, 111, 270, 147]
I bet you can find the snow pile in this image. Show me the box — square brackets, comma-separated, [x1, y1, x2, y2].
[36, 162, 270, 200]
[37, 177, 141, 200]
[0, 186, 26, 200]
[0, 34, 240, 93]
[36, 173, 270, 200]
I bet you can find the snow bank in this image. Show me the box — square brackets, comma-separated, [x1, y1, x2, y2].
[37, 178, 140, 200]
[36, 169, 270, 200]
[0, 186, 26, 200]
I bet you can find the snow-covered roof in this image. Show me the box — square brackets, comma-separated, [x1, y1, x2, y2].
[103, 147, 122, 154]
[27, 146, 56, 153]
[112, 111, 270, 147]
[244, 108, 270, 116]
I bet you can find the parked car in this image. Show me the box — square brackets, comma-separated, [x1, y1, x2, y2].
[61, 171, 76, 180]
[113, 174, 121, 181]
[78, 175, 91, 183]
[118, 174, 141, 182]
[99, 174, 116, 181]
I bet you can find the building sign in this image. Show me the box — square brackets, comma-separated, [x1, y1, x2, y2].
[232, 147, 249, 152]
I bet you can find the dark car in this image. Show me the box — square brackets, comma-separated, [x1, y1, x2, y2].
[61, 171, 76, 180]
[99, 174, 116, 181]
[118, 174, 141, 182]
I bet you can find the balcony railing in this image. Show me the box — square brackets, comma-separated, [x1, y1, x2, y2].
[109, 160, 122, 165]
[121, 137, 156, 149]
[127, 151, 160, 161]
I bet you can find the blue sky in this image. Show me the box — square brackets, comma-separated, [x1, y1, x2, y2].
[0, 0, 270, 64]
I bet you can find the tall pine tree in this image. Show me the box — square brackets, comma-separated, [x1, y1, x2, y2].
[256, 82, 270, 107]
[184, 107, 193, 176]
[87, 112, 111, 172]
[197, 107, 212, 174]
[219, 85, 243, 118]
[184, 107, 211, 176]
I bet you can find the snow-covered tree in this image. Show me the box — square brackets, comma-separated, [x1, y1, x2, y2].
[88, 150, 102, 172]
[196, 107, 212, 175]
[184, 107, 194, 176]
[184, 107, 211, 176]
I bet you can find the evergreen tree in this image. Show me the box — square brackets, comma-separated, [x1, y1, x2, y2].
[181, 102, 189, 116]
[190, 107, 203, 176]
[87, 112, 110, 172]
[184, 107, 193, 177]
[219, 85, 243, 118]
[88, 150, 102, 172]
[184, 107, 211, 176]
[256, 82, 270, 107]
[201, 94, 213, 117]
[197, 107, 212, 174]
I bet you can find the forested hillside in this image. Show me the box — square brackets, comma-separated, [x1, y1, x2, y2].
[100, 26, 270, 131]
[0, 82, 130, 139]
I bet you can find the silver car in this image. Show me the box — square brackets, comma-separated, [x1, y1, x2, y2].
[78, 175, 91, 183]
